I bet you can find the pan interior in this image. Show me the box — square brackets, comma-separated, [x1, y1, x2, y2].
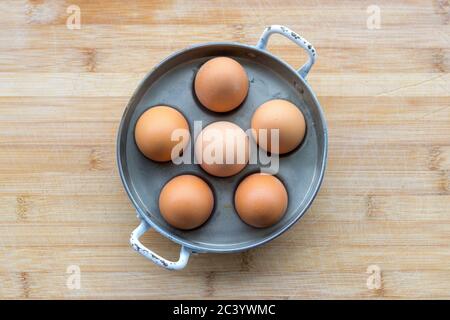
[118, 44, 326, 252]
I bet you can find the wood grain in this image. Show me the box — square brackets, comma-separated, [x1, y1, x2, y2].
[0, 0, 449, 299]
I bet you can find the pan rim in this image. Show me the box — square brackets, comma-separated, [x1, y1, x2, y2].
[116, 41, 328, 253]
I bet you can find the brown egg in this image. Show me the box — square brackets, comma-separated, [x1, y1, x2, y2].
[194, 57, 249, 112]
[159, 175, 214, 230]
[134, 106, 190, 162]
[234, 173, 288, 228]
[195, 121, 249, 177]
[251, 99, 306, 154]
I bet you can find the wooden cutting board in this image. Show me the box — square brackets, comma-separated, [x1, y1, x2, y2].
[0, 0, 449, 299]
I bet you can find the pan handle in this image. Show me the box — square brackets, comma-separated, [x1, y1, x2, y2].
[256, 25, 316, 78]
[130, 220, 191, 270]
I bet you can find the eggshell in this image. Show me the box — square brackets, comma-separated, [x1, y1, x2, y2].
[251, 99, 306, 154]
[134, 106, 190, 162]
[159, 175, 214, 230]
[195, 121, 249, 177]
[234, 173, 288, 228]
[194, 57, 249, 112]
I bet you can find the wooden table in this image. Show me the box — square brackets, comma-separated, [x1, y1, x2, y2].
[0, 0, 449, 299]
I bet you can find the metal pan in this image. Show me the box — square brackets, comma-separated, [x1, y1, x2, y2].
[117, 25, 328, 270]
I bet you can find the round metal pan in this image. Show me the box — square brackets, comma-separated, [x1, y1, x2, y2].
[117, 25, 328, 270]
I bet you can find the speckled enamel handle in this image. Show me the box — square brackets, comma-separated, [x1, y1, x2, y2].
[256, 25, 317, 78]
[130, 220, 191, 270]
